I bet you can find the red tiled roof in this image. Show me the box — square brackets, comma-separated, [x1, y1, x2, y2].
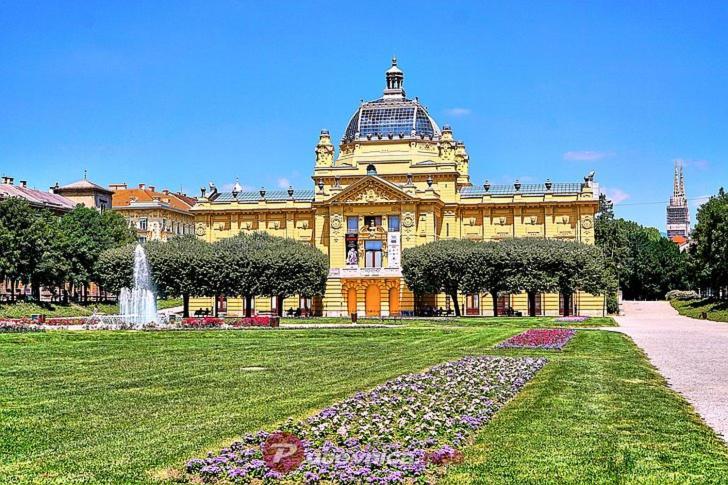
[112, 187, 193, 212]
[0, 185, 75, 211]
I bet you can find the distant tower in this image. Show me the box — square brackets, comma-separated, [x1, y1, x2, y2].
[666, 160, 690, 238]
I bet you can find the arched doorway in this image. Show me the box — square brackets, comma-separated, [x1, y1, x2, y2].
[365, 284, 381, 317]
[347, 287, 357, 315]
[389, 286, 400, 315]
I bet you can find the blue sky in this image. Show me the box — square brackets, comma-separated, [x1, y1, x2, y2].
[1, 1, 726, 229]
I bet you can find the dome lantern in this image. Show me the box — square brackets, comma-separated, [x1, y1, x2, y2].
[383, 57, 405, 99]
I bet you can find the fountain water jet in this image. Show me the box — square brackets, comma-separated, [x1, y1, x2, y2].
[119, 244, 158, 327]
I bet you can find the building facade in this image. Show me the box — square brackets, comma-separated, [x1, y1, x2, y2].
[110, 183, 196, 242]
[191, 59, 604, 317]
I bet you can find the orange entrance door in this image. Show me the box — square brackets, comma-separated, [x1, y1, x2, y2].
[389, 287, 400, 315]
[365, 284, 381, 317]
[347, 287, 357, 315]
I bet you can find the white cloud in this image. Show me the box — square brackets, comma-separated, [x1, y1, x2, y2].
[444, 107, 471, 117]
[601, 186, 631, 205]
[563, 150, 613, 162]
[276, 177, 290, 189]
[684, 159, 710, 170]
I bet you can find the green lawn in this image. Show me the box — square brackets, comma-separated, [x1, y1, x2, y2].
[0, 299, 182, 319]
[671, 298, 728, 323]
[1, 323, 726, 484]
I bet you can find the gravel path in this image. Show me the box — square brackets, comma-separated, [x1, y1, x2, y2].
[615, 301, 728, 442]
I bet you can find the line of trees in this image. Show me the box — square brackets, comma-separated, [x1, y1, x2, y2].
[95, 233, 329, 317]
[401, 238, 615, 316]
[0, 198, 136, 302]
[595, 194, 689, 303]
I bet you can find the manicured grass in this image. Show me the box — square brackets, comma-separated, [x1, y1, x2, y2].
[671, 298, 728, 323]
[0, 327, 513, 483]
[0, 301, 118, 318]
[284, 316, 617, 328]
[1, 324, 726, 483]
[0, 299, 182, 318]
[444, 331, 728, 483]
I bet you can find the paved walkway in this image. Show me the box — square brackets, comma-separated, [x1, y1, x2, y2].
[615, 301, 728, 441]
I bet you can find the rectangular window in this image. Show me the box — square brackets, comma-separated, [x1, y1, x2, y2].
[364, 216, 382, 228]
[138, 218, 148, 230]
[388, 215, 400, 232]
[364, 240, 383, 268]
[347, 216, 358, 233]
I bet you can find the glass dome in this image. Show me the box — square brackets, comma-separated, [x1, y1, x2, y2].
[343, 98, 441, 142]
[341, 58, 441, 143]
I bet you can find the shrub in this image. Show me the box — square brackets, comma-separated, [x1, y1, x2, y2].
[665, 290, 700, 301]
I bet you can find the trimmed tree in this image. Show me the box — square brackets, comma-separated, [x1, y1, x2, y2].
[95, 244, 135, 293]
[402, 239, 474, 316]
[145, 236, 209, 317]
[500, 238, 559, 316]
[254, 236, 329, 316]
[461, 241, 510, 317]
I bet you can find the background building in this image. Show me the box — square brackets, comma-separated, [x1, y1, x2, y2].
[666, 160, 690, 244]
[110, 183, 196, 242]
[51, 176, 113, 211]
[0, 176, 76, 213]
[191, 59, 603, 317]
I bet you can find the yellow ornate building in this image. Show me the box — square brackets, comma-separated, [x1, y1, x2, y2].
[191, 59, 604, 317]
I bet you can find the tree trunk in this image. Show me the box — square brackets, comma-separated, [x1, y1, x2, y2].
[563, 292, 572, 316]
[32, 278, 41, 301]
[245, 295, 252, 317]
[450, 291, 461, 317]
[10, 279, 16, 302]
[213, 295, 219, 317]
[182, 293, 190, 318]
[492, 291, 499, 317]
[528, 291, 536, 317]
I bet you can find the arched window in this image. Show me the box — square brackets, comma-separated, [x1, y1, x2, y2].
[366, 164, 377, 175]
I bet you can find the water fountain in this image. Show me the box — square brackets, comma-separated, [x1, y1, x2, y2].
[118, 244, 158, 327]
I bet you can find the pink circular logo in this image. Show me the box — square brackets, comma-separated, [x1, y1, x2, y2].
[262, 432, 305, 473]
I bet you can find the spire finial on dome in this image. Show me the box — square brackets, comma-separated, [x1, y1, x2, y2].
[384, 56, 405, 99]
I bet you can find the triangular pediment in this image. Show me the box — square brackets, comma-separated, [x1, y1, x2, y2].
[329, 176, 415, 204]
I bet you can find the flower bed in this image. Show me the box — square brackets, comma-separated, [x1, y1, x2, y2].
[181, 317, 225, 328]
[497, 328, 576, 350]
[227, 316, 280, 328]
[554, 316, 590, 323]
[46, 317, 88, 326]
[185, 356, 547, 483]
[0, 320, 44, 333]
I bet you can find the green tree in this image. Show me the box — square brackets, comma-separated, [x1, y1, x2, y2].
[461, 242, 510, 317]
[500, 238, 559, 316]
[690, 188, 728, 295]
[402, 239, 474, 316]
[253, 235, 328, 316]
[60, 206, 135, 301]
[94, 244, 135, 293]
[145, 236, 210, 317]
[0, 198, 53, 301]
